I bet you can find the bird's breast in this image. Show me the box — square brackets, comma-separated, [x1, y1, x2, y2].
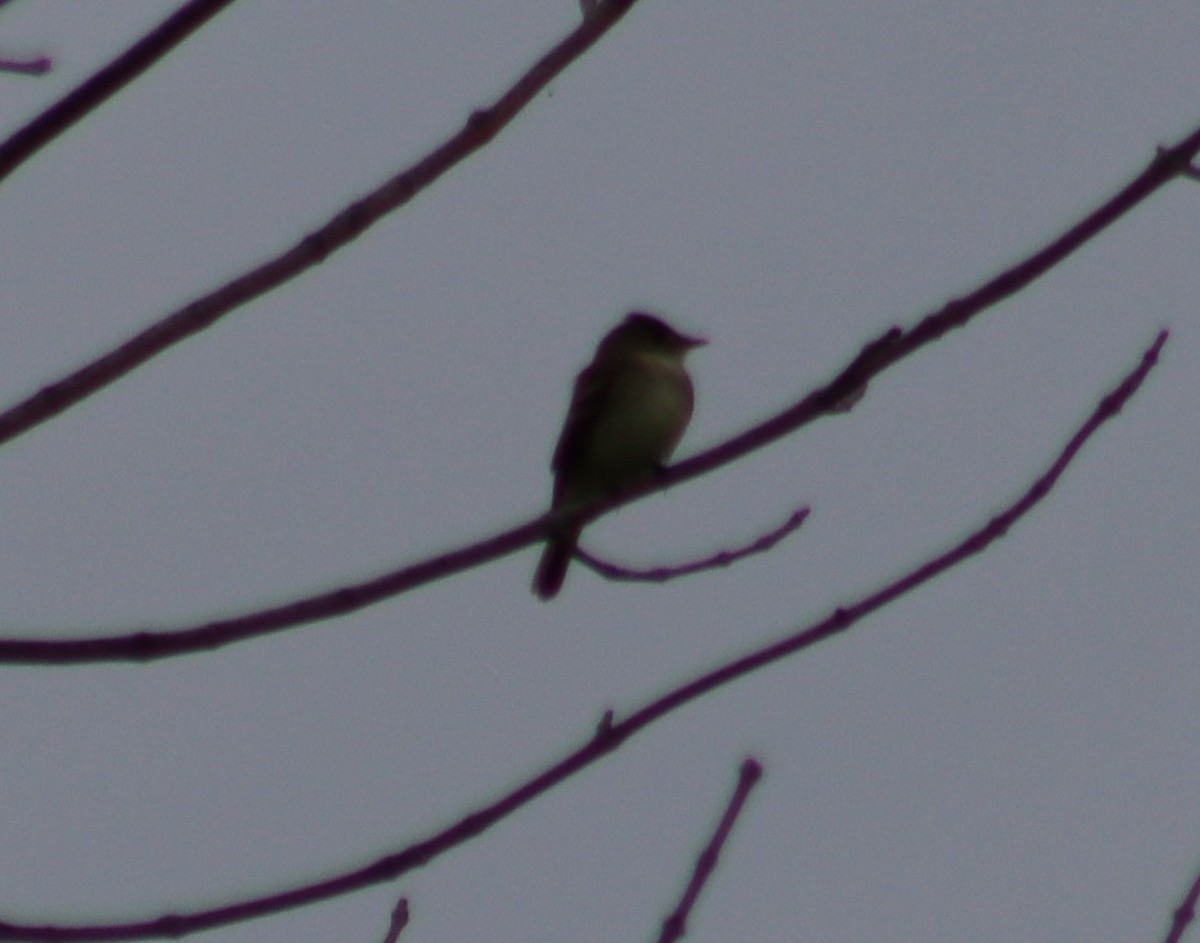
[578, 359, 693, 491]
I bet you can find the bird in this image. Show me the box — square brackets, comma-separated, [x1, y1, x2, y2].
[533, 311, 706, 600]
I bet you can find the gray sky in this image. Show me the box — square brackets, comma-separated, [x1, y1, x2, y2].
[1, 2, 1198, 941]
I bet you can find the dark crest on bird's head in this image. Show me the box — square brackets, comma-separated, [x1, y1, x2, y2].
[611, 311, 706, 352]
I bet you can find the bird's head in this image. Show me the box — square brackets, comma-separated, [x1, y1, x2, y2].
[600, 311, 707, 359]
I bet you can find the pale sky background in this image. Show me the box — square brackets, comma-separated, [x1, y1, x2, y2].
[0, 2, 1198, 941]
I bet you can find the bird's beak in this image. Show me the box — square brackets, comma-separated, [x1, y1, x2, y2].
[681, 333, 708, 349]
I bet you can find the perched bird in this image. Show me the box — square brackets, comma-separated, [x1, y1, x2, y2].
[533, 311, 706, 600]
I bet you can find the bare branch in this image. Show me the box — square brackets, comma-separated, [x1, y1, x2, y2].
[668, 132, 1200, 492]
[1162, 863, 1200, 943]
[576, 507, 809, 584]
[0, 333, 1162, 941]
[0, 4, 1194, 458]
[655, 758, 764, 943]
[0, 0, 646, 449]
[0, 0, 240, 181]
[0, 324, 1159, 665]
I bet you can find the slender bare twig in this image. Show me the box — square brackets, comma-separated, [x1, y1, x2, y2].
[379, 898, 409, 943]
[0, 0, 645, 449]
[1162, 863, 1200, 943]
[576, 508, 809, 583]
[0, 333, 1163, 941]
[655, 758, 764, 943]
[0, 0, 239, 181]
[0, 54, 50, 75]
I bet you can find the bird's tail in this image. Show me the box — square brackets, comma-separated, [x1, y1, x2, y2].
[532, 528, 579, 600]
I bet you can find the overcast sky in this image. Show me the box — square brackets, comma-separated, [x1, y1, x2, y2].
[1, 2, 1199, 941]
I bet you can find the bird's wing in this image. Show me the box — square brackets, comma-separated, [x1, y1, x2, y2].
[550, 360, 611, 494]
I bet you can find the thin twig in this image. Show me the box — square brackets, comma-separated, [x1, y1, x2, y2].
[1162, 863, 1200, 943]
[380, 898, 409, 943]
[0, 54, 51, 75]
[576, 507, 809, 583]
[655, 758, 764, 943]
[0, 333, 1163, 941]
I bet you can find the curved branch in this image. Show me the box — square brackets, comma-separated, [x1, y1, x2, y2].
[0, 0, 241, 181]
[0, 0, 644, 449]
[0, 513, 546, 663]
[0, 332, 1164, 941]
[575, 507, 809, 583]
